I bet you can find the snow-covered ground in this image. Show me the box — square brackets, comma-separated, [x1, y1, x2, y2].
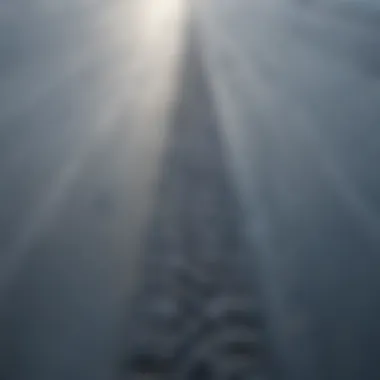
[0, 1, 187, 379]
[197, 1, 380, 378]
[1, 1, 379, 378]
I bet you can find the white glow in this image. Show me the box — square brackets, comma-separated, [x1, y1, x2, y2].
[0, 0, 188, 299]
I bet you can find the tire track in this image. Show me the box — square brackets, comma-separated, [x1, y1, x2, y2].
[123, 19, 266, 380]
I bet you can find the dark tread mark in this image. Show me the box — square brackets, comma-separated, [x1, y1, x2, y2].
[123, 20, 266, 380]
[187, 361, 214, 380]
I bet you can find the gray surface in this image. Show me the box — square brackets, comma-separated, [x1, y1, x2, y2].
[1, 0, 380, 379]
[198, 1, 380, 379]
[0, 1, 186, 379]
